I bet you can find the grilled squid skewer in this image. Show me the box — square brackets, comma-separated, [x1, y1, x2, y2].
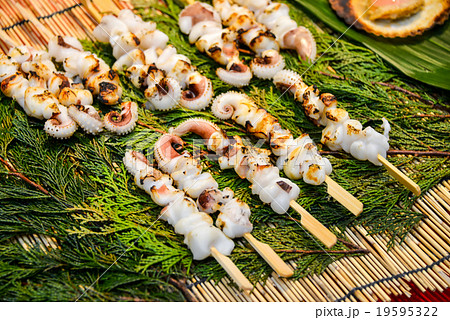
[0, 54, 77, 139]
[3, 46, 107, 135]
[2, 45, 136, 137]
[179, 2, 253, 87]
[211, 92, 363, 215]
[233, 0, 317, 61]
[48, 36, 122, 106]
[212, 0, 286, 79]
[123, 150, 252, 292]
[153, 133, 293, 276]
[171, 118, 337, 248]
[273, 69, 420, 196]
[93, 10, 213, 111]
[15, 47, 105, 135]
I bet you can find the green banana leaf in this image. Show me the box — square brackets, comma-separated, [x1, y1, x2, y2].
[292, 0, 450, 90]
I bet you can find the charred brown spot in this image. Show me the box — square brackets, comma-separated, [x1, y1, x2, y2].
[74, 104, 85, 111]
[107, 70, 118, 81]
[255, 164, 272, 173]
[264, 30, 276, 39]
[208, 46, 221, 54]
[172, 143, 183, 153]
[34, 91, 54, 103]
[249, 31, 275, 48]
[245, 120, 254, 130]
[236, 28, 246, 36]
[55, 73, 70, 90]
[156, 79, 170, 96]
[229, 63, 246, 73]
[304, 103, 319, 117]
[59, 87, 75, 101]
[250, 33, 264, 48]
[89, 61, 100, 74]
[305, 164, 321, 184]
[99, 82, 117, 92]
[347, 124, 360, 135]
[132, 34, 141, 46]
[138, 76, 146, 87]
[148, 64, 159, 73]
[255, 54, 273, 65]
[277, 181, 292, 193]
[57, 35, 73, 48]
[312, 85, 319, 95]
[1, 73, 18, 91]
[325, 110, 338, 122]
[305, 143, 315, 150]
[98, 82, 119, 105]
[320, 93, 337, 107]
[321, 133, 335, 144]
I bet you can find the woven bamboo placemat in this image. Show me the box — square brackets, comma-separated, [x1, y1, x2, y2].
[1, 0, 449, 302]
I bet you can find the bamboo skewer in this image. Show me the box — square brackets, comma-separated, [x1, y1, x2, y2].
[80, 0, 104, 23]
[289, 200, 337, 248]
[186, 191, 450, 302]
[210, 247, 253, 293]
[243, 233, 293, 277]
[80, 0, 120, 23]
[377, 155, 421, 196]
[325, 176, 363, 215]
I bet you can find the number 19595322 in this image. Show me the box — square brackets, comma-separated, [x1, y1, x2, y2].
[376, 306, 437, 317]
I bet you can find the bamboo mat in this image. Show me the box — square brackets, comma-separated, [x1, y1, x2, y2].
[1, 0, 449, 302]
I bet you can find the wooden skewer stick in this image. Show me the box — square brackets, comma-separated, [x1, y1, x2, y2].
[210, 247, 252, 294]
[80, 0, 120, 23]
[325, 176, 363, 216]
[377, 154, 421, 196]
[289, 201, 337, 248]
[243, 233, 293, 278]
[80, 0, 104, 23]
